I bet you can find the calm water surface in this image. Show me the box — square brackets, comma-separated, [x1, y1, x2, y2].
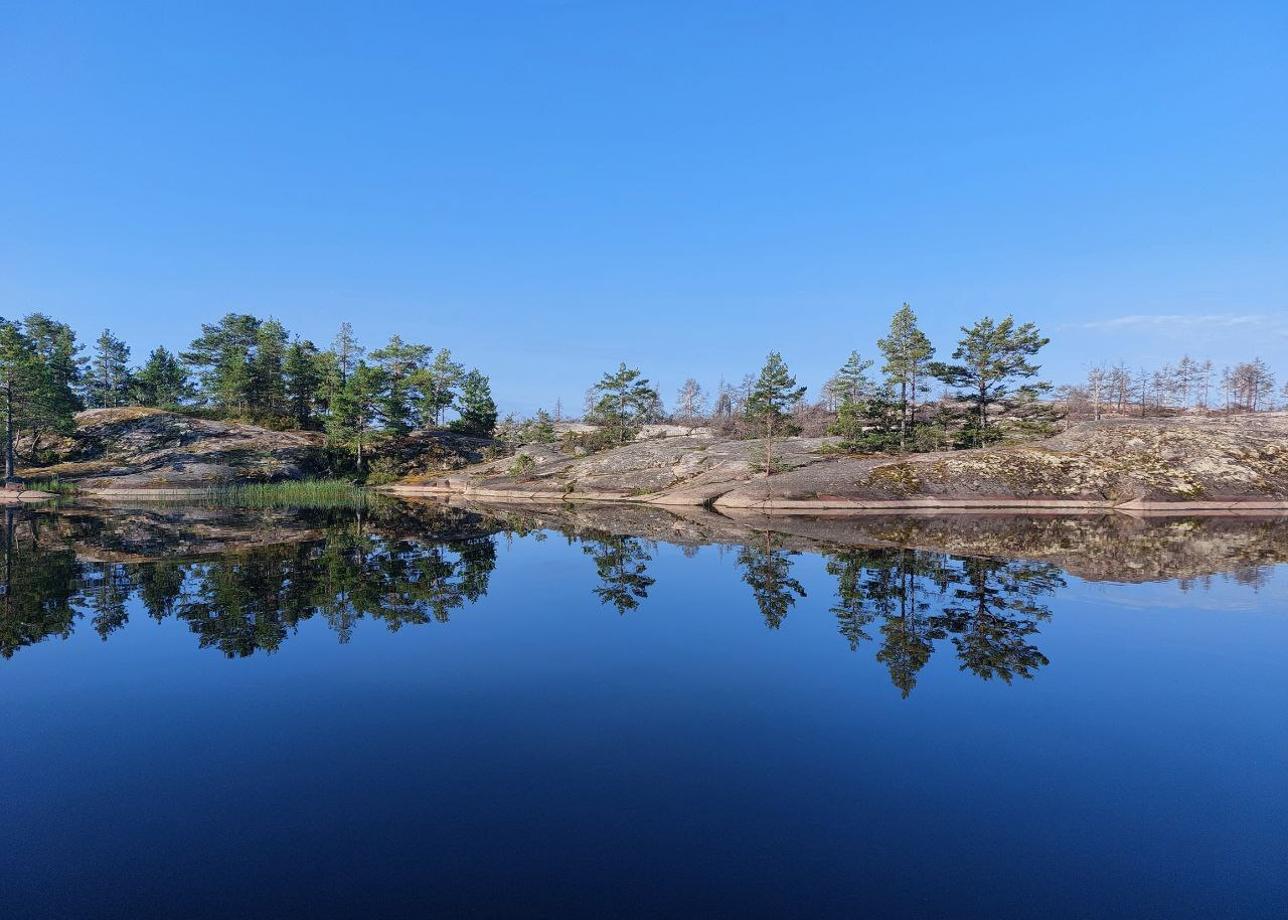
[1, 503, 1285, 918]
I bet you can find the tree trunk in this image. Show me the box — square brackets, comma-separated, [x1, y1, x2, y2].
[978, 381, 987, 446]
[898, 378, 907, 452]
[4, 379, 15, 482]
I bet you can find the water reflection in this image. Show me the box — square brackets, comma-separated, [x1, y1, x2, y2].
[738, 534, 807, 630]
[582, 535, 656, 614]
[1, 506, 497, 659]
[824, 547, 1062, 695]
[3, 503, 1284, 697]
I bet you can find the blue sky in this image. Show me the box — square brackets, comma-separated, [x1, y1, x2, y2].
[2, 0, 1285, 414]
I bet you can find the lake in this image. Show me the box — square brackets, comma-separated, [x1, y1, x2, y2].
[2, 501, 1285, 918]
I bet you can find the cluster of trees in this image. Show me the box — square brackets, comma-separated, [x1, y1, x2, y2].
[0, 312, 498, 472]
[553, 305, 1286, 468]
[563, 305, 1057, 467]
[1064, 355, 1283, 419]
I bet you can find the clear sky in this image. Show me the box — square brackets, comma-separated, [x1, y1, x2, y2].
[2, 0, 1285, 414]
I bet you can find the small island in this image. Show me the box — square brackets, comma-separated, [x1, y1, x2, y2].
[4, 306, 1284, 511]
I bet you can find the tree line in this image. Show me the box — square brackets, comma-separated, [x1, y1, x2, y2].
[0, 312, 498, 470]
[548, 305, 1058, 463]
[1061, 355, 1283, 419]
[525, 303, 1285, 466]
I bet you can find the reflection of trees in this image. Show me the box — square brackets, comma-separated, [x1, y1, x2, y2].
[0, 510, 499, 659]
[932, 557, 1063, 683]
[583, 535, 655, 614]
[828, 548, 1062, 695]
[830, 549, 948, 697]
[86, 562, 135, 640]
[165, 533, 502, 656]
[0, 509, 80, 658]
[738, 535, 806, 629]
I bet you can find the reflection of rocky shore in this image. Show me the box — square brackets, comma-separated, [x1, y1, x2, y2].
[426, 497, 1288, 585]
[21, 499, 498, 563]
[2, 502, 1284, 695]
[11, 498, 1288, 584]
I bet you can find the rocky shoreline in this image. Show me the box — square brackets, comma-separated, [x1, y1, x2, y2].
[12, 407, 1288, 514]
[386, 414, 1288, 512]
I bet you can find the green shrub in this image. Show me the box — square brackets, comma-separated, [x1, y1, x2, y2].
[509, 453, 536, 477]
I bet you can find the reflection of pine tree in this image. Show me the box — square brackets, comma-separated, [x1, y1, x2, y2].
[933, 557, 1063, 683]
[827, 551, 883, 650]
[870, 550, 945, 698]
[87, 562, 132, 640]
[738, 535, 806, 630]
[583, 535, 655, 614]
[0, 509, 81, 659]
[450, 537, 497, 604]
[135, 561, 187, 621]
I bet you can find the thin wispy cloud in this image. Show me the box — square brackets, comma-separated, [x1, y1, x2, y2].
[1069, 313, 1288, 335]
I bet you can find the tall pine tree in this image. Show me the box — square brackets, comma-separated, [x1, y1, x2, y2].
[877, 304, 934, 451]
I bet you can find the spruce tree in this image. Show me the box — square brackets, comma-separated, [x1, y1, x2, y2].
[326, 361, 385, 468]
[744, 351, 806, 473]
[451, 369, 498, 437]
[248, 319, 289, 420]
[133, 347, 192, 409]
[828, 387, 902, 453]
[283, 339, 324, 429]
[877, 304, 935, 451]
[85, 329, 133, 409]
[0, 320, 40, 481]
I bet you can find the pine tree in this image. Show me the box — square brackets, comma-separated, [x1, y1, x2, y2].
[583, 536, 655, 614]
[931, 315, 1050, 446]
[587, 363, 660, 444]
[326, 361, 385, 468]
[877, 304, 935, 451]
[19, 314, 83, 456]
[744, 351, 806, 473]
[450, 369, 498, 437]
[330, 322, 365, 386]
[182, 313, 262, 413]
[423, 349, 465, 427]
[831, 351, 875, 404]
[370, 335, 432, 434]
[133, 347, 192, 409]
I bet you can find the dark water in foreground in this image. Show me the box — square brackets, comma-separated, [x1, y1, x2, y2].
[1, 503, 1285, 919]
